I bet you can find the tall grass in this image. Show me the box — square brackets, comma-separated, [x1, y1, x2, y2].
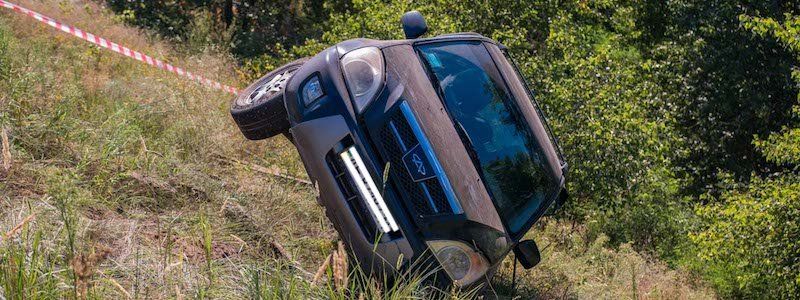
[0, 222, 61, 299]
[238, 253, 472, 300]
[199, 212, 215, 297]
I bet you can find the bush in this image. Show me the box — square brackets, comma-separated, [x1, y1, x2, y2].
[692, 176, 800, 298]
[691, 13, 800, 298]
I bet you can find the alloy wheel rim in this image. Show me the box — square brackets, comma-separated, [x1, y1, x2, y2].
[239, 69, 295, 106]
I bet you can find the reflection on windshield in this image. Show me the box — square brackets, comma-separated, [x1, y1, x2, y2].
[418, 42, 558, 234]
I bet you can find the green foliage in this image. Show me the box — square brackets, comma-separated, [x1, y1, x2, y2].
[0, 228, 61, 299]
[754, 115, 800, 166]
[0, 22, 9, 83]
[690, 12, 800, 298]
[638, 1, 800, 192]
[744, 14, 800, 167]
[743, 14, 800, 54]
[105, 0, 342, 57]
[692, 176, 800, 298]
[531, 3, 686, 248]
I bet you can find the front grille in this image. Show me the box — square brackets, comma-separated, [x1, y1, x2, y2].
[388, 110, 418, 149]
[379, 108, 452, 217]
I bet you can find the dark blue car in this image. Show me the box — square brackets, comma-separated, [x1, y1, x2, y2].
[230, 12, 568, 289]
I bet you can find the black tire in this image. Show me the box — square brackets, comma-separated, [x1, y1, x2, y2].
[231, 58, 308, 140]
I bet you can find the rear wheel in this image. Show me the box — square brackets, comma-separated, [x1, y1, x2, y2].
[231, 58, 308, 140]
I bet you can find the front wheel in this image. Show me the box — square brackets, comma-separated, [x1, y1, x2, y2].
[230, 58, 308, 140]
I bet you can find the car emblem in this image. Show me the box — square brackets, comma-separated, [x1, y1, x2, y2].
[411, 153, 426, 176]
[402, 144, 436, 182]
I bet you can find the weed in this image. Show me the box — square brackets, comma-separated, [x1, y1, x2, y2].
[70, 244, 111, 299]
[198, 212, 215, 293]
[0, 223, 60, 299]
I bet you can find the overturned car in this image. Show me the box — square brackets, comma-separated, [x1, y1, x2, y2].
[230, 11, 568, 289]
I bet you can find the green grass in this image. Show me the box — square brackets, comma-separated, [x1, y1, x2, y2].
[0, 1, 714, 298]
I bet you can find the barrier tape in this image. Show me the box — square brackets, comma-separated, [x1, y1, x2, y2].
[0, 0, 239, 95]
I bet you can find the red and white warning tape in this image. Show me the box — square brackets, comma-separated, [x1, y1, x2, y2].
[0, 0, 239, 94]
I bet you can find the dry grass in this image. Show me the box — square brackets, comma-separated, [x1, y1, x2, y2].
[0, 1, 714, 299]
[1, 127, 10, 172]
[489, 219, 715, 299]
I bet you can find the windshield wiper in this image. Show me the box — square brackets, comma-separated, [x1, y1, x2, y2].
[415, 50, 482, 169]
[454, 120, 481, 165]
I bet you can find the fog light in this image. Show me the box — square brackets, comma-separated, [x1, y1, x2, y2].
[437, 246, 471, 280]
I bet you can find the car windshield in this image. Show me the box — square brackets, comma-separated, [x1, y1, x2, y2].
[418, 41, 559, 235]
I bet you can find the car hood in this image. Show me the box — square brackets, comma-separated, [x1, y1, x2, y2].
[379, 44, 514, 263]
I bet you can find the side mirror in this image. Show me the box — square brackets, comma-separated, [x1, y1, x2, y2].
[401, 11, 428, 39]
[513, 240, 541, 269]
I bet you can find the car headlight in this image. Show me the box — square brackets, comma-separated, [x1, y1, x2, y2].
[426, 240, 489, 286]
[341, 47, 384, 113]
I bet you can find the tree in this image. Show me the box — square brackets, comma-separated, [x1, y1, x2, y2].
[692, 14, 800, 298]
[104, 0, 342, 57]
[636, 1, 800, 194]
